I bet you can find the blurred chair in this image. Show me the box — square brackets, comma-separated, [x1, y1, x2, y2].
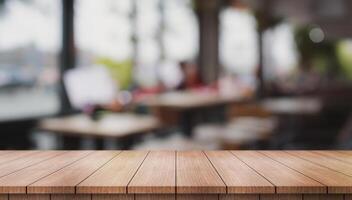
[134, 134, 220, 150]
[193, 103, 278, 150]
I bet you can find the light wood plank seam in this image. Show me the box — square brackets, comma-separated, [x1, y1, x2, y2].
[26, 151, 95, 194]
[0, 152, 38, 167]
[258, 151, 329, 195]
[126, 151, 150, 194]
[336, 151, 352, 156]
[312, 152, 352, 165]
[175, 151, 177, 195]
[0, 151, 68, 180]
[229, 151, 277, 194]
[74, 151, 123, 194]
[203, 151, 228, 194]
[285, 151, 352, 180]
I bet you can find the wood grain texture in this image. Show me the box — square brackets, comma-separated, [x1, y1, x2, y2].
[0, 151, 91, 194]
[312, 151, 352, 165]
[177, 151, 226, 194]
[231, 151, 325, 194]
[0, 195, 7, 200]
[303, 195, 343, 200]
[92, 195, 133, 200]
[260, 195, 302, 200]
[0, 151, 64, 179]
[9, 195, 49, 200]
[135, 194, 175, 200]
[0, 151, 37, 166]
[128, 151, 175, 194]
[287, 151, 352, 177]
[219, 194, 259, 200]
[205, 151, 274, 194]
[51, 195, 91, 200]
[345, 194, 352, 200]
[77, 151, 148, 194]
[177, 194, 219, 200]
[261, 151, 352, 194]
[28, 151, 120, 194]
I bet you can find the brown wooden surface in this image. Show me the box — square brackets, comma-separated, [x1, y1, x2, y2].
[287, 151, 352, 177]
[205, 151, 274, 194]
[313, 151, 352, 165]
[232, 151, 325, 194]
[28, 151, 120, 194]
[92, 195, 133, 200]
[0, 195, 7, 200]
[9, 195, 50, 200]
[0, 151, 37, 166]
[303, 194, 343, 200]
[51, 195, 90, 200]
[176, 151, 226, 194]
[177, 194, 219, 200]
[262, 151, 352, 194]
[0, 151, 352, 197]
[219, 194, 259, 200]
[128, 151, 175, 194]
[0, 151, 64, 179]
[0, 151, 91, 193]
[260, 195, 302, 200]
[77, 151, 148, 194]
[135, 194, 175, 200]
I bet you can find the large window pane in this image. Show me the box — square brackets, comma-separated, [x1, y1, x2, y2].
[0, 0, 61, 121]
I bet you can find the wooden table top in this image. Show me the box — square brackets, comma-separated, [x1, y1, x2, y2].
[262, 97, 322, 115]
[0, 151, 352, 195]
[140, 91, 247, 110]
[38, 113, 160, 138]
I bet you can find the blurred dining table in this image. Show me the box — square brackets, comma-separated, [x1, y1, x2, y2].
[137, 90, 252, 137]
[37, 113, 161, 149]
[260, 97, 323, 148]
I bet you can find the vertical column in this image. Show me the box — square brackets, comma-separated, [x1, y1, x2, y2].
[196, 0, 221, 84]
[60, 0, 76, 113]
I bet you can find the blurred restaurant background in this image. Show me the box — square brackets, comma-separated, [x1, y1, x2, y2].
[1, 0, 352, 150]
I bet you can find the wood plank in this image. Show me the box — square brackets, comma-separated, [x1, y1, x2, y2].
[177, 194, 219, 200]
[231, 151, 325, 194]
[312, 151, 352, 165]
[51, 195, 91, 200]
[219, 194, 259, 200]
[0, 151, 91, 194]
[205, 151, 274, 194]
[9, 195, 49, 200]
[0, 195, 7, 200]
[303, 195, 343, 200]
[135, 194, 175, 200]
[261, 151, 352, 194]
[0, 152, 37, 166]
[0, 151, 64, 179]
[77, 151, 148, 194]
[28, 151, 120, 194]
[260, 195, 302, 200]
[128, 151, 175, 194]
[92, 195, 133, 200]
[287, 151, 352, 177]
[176, 151, 226, 194]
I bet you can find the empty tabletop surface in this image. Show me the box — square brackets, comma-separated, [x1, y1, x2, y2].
[140, 91, 247, 110]
[0, 151, 352, 195]
[38, 113, 160, 138]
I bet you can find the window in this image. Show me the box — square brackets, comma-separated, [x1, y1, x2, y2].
[75, 0, 199, 90]
[0, 0, 61, 121]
